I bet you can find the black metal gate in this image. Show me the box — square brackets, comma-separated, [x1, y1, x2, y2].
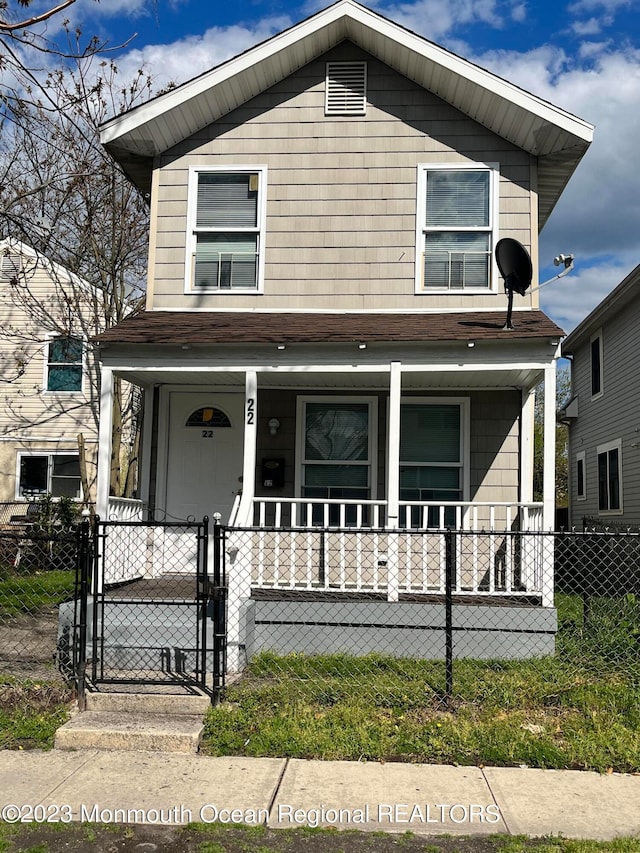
[73, 516, 226, 705]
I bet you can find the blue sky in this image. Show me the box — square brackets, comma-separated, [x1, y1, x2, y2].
[40, 0, 640, 330]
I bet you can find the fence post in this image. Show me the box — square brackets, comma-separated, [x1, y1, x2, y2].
[211, 516, 226, 706]
[444, 528, 454, 703]
[75, 514, 91, 711]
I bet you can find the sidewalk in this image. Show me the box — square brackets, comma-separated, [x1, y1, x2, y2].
[1, 750, 639, 840]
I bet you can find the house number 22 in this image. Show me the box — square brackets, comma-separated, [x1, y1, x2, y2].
[247, 398, 255, 425]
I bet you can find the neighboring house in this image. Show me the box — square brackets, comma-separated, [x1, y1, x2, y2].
[90, 0, 593, 669]
[562, 264, 640, 530]
[0, 239, 98, 508]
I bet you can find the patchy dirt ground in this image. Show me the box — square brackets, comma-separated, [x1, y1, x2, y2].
[0, 609, 61, 681]
[0, 823, 571, 853]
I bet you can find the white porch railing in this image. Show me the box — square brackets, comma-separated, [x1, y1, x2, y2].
[226, 498, 550, 604]
[243, 497, 543, 532]
[106, 497, 146, 522]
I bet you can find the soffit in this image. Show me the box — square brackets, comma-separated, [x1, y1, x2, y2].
[100, 0, 593, 225]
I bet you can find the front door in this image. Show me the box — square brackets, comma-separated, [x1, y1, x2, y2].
[165, 392, 245, 523]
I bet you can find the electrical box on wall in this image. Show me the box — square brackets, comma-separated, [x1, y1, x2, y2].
[261, 457, 285, 489]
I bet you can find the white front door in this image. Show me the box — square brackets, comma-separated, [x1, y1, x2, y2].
[165, 392, 245, 523]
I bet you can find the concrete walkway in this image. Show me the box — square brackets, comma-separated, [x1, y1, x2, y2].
[1, 750, 638, 840]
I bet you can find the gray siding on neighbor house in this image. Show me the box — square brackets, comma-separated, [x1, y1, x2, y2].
[568, 294, 640, 528]
[149, 42, 536, 313]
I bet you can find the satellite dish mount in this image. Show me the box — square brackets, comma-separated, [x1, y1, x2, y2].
[495, 238, 533, 330]
[495, 239, 575, 330]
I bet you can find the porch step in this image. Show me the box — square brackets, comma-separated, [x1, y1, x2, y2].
[84, 690, 211, 716]
[55, 691, 210, 753]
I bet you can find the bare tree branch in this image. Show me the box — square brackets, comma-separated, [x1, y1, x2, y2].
[0, 0, 77, 33]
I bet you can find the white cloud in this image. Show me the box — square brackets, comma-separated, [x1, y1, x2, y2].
[113, 16, 293, 89]
[571, 16, 606, 35]
[568, 0, 630, 12]
[376, 0, 503, 41]
[540, 258, 636, 332]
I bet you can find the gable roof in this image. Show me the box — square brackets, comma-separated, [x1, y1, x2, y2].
[562, 263, 640, 355]
[100, 0, 593, 228]
[0, 237, 89, 292]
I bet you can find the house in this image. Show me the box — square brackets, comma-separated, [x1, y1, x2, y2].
[0, 239, 99, 510]
[88, 0, 594, 677]
[562, 264, 640, 530]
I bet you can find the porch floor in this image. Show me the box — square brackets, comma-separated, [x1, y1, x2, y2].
[103, 576, 543, 608]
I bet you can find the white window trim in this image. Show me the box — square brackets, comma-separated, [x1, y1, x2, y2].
[576, 450, 586, 501]
[590, 329, 603, 400]
[185, 165, 268, 295]
[294, 395, 379, 499]
[15, 450, 82, 500]
[596, 438, 622, 515]
[414, 162, 500, 295]
[395, 396, 471, 501]
[42, 334, 85, 395]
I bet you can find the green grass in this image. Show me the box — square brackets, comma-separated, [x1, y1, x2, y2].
[0, 568, 75, 617]
[0, 677, 73, 750]
[200, 649, 640, 772]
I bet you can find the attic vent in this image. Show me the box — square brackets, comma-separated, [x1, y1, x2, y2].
[0, 253, 22, 280]
[325, 62, 367, 115]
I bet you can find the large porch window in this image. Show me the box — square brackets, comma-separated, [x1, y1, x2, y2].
[399, 399, 467, 527]
[297, 397, 376, 523]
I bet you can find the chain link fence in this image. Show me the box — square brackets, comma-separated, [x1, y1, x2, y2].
[1, 512, 639, 713]
[223, 525, 640, 709]
[0, 503, 80, 680]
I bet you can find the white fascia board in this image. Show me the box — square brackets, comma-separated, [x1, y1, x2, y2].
[100, 0, 593, 153]
[345, 3, 593, 144]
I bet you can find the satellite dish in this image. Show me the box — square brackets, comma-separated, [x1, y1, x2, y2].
[495, 238, 533, 330]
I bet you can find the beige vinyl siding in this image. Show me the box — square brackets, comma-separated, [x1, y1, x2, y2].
[0, 253, 98, 501]
[150, 43, 535, 312]
[568, 293, 640, 526]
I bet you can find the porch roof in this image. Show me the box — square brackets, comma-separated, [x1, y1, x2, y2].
[95, 310, 563, 346]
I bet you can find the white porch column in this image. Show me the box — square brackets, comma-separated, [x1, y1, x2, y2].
[520, 387, 536, 507]
[227, 370, 258, 672]
[386, 361, 402, 603]
[387, 360, 402, 528]
[543, 362, 556, 531]
[96, 365, 114, 521]
[238, 370, 258, 526]
[542, 362, 557, 608]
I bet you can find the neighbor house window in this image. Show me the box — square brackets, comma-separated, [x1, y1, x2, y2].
[1, 252, 22, 280]
[576, 451, 586, 501]
[597, 439, 621, 513]
[17, 453, 81, 499]
[590, 330, 603, 398]
[297, 397, 377, 522]
[399, 399, 468, 526]
[186, 166, 266, 293]
[46, 336, 83, 392]
[416, 164, 498, 292]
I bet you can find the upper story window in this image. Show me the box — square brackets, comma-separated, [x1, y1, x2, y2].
[590, 330, 603, 398]
[416, 164, 498, 293]
[186, 166, 267, 294]
[325, 62, 367, 115]
[46, 336, 83, 392]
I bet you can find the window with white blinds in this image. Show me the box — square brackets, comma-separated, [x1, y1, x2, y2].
[186, 167, 266, 292]
[417, 165, 497, 292]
